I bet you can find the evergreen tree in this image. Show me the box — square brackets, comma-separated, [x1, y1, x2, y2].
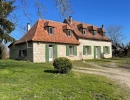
[0, 0, 15, 43]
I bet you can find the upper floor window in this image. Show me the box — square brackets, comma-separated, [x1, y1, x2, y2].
[92, 30, 96, 36]
[103, 32, 106, 37]
[48, 27, 54, 35]
[67, 30, 71, 37]
[82, 29, 86, 35]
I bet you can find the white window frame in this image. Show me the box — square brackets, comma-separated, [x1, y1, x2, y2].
[67, 30, 71, 37]
[48, 27, 54, 35]
[83, 29, 86, 35]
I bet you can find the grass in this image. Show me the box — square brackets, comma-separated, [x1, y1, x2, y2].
[85, 57, 130, 68]
[0, 60, 127, 100]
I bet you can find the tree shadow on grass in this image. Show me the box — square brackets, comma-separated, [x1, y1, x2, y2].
[44, 70, 57, 74]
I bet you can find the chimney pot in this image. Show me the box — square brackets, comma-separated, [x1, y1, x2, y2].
[102, 24, 104, 28]
[69, 16, 72, 24]
[27, 23, 30, 31]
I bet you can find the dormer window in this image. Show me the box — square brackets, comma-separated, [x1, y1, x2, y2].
[103, 32, 106, 37]
[67, 30, 71, 37]
[93, 30, 96, 36]
[48, 27, 54, 35]
[82, 29, 86, 35]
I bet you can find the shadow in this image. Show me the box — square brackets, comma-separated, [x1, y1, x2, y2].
[119, 66, 130, 69]
[44, 70, 57, 74]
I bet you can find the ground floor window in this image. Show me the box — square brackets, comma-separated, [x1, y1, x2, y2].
[69, 46, 74, 56]
[19, 49, 27, 57]
[104, 46, 110, 54]
[83, 46, 91, 55]
[66, 45, 77, 56]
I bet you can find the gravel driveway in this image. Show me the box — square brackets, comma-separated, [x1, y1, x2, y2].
[73, 62, 130, 98]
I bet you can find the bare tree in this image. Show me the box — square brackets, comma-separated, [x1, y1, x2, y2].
[106, 25, 125, 44]
[5, 0, 72, 39]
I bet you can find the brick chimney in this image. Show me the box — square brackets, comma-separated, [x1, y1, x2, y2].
[69, 16, 72, 24]
[27, 23, 30, 31]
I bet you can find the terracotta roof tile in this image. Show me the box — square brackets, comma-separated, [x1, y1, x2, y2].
[15, 19, 80, 45]
[64, 19, 111, 41]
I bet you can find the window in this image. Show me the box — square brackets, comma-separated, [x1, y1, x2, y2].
[19, 49, 27, 57]
[66, 45, 77, 56]
[83, 46, 91, 55]
[92, 30, 96, 36]
[69, 46, 74, 55]
[103, 32, 106, 37]
[82, 29, 86, 35]
[48, 27, 54, 35]
[104, 46, 110, 54]
[67, 30, 71, 37]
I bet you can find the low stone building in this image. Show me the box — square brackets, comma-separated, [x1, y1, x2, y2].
[9, 17, 112, 62]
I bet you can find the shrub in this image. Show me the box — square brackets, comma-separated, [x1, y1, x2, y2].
[53, 57, 73, 74]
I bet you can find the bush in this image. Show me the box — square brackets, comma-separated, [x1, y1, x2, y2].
[53, 57, 73, 74]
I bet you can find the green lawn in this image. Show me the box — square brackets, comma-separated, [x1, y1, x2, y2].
[0, 60, 127, 100]
[85, 57, 130, 68]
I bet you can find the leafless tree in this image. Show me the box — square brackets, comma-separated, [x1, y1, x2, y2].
[106, 25, 125, 44]
[6, 0, 72, 39]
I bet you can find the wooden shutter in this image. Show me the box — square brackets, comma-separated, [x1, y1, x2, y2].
[83, 46, 86, 55]
[45, 44, 49, 62]
[74, 46, 77, 56]
[66, 45, 69, 56]
[54, 44, 58, 58]
[54, 44, 58, 59]
[108, 46, 110, 54]
[99, 46, 102, 58]
[94, 46, 96, 59]
[103, 46, 105, 53]
[90, 46, 92, 54]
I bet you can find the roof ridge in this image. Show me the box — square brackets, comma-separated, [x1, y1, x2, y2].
[39, 18, 67, 25]
[72, 20, 99, 28]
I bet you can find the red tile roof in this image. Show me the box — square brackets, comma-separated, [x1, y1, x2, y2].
[15, 18, 111, 45]
[64, 19, 111, 41]
[15, 19, 80, 45]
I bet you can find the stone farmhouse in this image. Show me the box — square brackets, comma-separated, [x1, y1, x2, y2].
[9, 16, 112, 62]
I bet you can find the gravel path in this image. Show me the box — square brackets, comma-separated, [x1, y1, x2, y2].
[73, 62, 130, 90]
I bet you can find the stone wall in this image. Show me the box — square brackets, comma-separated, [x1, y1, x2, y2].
[79, 39, 112, 59]
[9, 40, 112, 62]
[9, 42, 33, 61]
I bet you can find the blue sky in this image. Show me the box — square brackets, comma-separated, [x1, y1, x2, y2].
[10, 0, 130, 44]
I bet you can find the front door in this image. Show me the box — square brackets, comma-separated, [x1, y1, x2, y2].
[49, 46, 53, 61]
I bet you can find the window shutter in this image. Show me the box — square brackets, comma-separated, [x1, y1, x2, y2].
[103, 46, 105, 53]
[99, 46, 102, 58]
[94, 46, 96, 59]
[45, 44, 49, 62]
[74, 46, 77, 56]
[66, 45, 69, 56]
[90, 46, 92, 54]
[108, 46, 110, 54]
[54, 44, 58, 59]
[83, 46, 86, 55]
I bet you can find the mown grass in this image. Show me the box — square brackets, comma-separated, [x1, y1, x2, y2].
[85, 57, 130, 68]
[0, 60, 127, 100]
